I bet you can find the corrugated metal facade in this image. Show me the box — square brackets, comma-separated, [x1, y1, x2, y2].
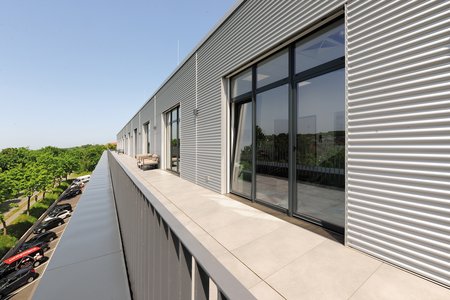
[118, 0, 346, 192]
[115, 0, 450, 287]
[196, 0, 346, 191]
[153, 56, 196, 181]
[346, 0, 450, 287]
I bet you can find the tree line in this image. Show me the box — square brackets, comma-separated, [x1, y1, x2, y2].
[0, 144, 114, 234]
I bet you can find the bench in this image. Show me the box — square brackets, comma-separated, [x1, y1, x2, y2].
[137, 154, 159, 170]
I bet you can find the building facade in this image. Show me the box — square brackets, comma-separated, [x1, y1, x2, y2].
[117, 0, 450, 288]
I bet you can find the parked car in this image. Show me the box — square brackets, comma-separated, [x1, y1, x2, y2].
[0, 246, 45, 278]
[60, 188, 81, 200]
[17, 241, 49, 253]
[76, 175, 90, 183]
[0, 267, 36, 298]
[33, 218, 64, 234]
[69, 181, 84, 189]
[18, 232, 57, 252]
[51, 203, 73, 213]
[44, 209, 71, 222]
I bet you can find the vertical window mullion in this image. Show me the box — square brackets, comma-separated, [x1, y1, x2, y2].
[251, 66, 257, 202]
[288, 45, 296, 217]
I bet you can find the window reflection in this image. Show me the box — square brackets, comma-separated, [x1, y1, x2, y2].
[231, 102, 252, 197]
[256, 85, 289, 209]
[295, 22, 344, 73]
[231, 68, 252, 98]
[143, 123, 150, 153]
[257, 50, 288, 88]
[166, 107, 180, 173]
[296, 69, 345, 227]
[229, 18, 345, 231]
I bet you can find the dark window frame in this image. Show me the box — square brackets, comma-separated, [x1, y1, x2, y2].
[229, 16, 345, 234]
[166, 106, 180, 175]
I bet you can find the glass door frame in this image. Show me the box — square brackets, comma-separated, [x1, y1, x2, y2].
[165, 106, 180, 174]
[229, 17, 346, 233]
[230, 97, 254, 200]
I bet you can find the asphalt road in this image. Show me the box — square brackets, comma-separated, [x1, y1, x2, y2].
[6, 190, 83, 300]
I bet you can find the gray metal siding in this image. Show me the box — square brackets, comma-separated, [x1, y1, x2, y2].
[131, 114, 140, 156]
[117, 0, 345, 192]
[140, 100, 154, 154]
[196, 0, 346, 192]
[346, 0, 450, 287]
[153, 57, 195, 177]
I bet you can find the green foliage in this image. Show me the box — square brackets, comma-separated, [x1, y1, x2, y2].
[8, 202, 19, 209]
[0, 147, 32, 172]
[0, 235, 17, 258]
[0, 144, 105, 203]
[44, 193, 58, 201]
[29, 202, 49, 219]
[106, 143, 117, 151]
[8, 214, 37, 239]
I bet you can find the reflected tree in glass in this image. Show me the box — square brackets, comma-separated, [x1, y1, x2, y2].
[231, 102, 253, 197]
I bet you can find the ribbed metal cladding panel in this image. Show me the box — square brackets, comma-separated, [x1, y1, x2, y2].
[347, 0, 450, 287]
[196, 0, 345, 192]
[155, 57, 196, 181]
[179, 58, 197, 184]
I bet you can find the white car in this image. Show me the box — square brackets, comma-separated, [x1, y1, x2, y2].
[44, 210, 71, 222]
[70, 181, 84, 189]
[76, 175, 90, 183]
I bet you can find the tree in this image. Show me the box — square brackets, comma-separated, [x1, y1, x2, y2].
[0, 172, 14, 235]
[34, 164, 53, 201]
[20, 165, 39, 215]
[0, 147, 31, 172]
[106, 143, 117, 151]
[0, 168, 21, 234]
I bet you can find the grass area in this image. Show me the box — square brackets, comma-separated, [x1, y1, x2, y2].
[0, 235, 17, 258]
[67, 171, 92, 179]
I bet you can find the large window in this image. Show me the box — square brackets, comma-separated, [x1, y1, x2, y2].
[166, 107, 180, 173]
[256, 85, 289, 209]
[296, 69, 345, 227]
[230, 18, 345, 231]
[143, 123, 150, 154]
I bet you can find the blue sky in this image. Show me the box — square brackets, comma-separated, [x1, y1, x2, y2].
[0, 0, 236, 150]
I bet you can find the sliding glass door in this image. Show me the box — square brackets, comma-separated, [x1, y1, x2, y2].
[230, 18, 345, 231]
[296, 69, 345, 228]
[166, 107, 180, 173]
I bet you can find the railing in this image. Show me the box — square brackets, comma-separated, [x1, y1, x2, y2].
[108, 151, 255, 300]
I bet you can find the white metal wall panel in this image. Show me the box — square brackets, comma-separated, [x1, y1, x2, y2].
[140, 100, 154, 154]
[178, 58, 197, 184]
[155, 57, 196, 183]
[117, 0, 346, 192]
[130, 114, 140, 157]
[347, 0, 450, 287]
[196, 0, 345, 192]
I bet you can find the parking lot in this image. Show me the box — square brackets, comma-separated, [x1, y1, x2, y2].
[6, 190, 83, 300]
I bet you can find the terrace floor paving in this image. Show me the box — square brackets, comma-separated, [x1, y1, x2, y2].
[115, 153, 449, 299]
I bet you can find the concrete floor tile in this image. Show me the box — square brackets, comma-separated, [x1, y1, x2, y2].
[184, 221, 229, 258]
[250, 281, 286, 300]
[265, 240, 382, 300]
[194, 208, 247, 232]
[232, 223, 326, 279]
[209, 213, 284, 250]
[350, 264, 450, 300]
[215, 252, 262, 289]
